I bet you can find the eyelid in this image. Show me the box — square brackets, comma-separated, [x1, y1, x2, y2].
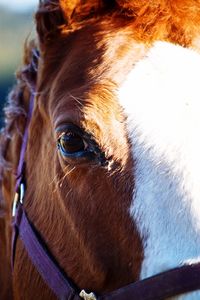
[55, 124, 83, 132]
[57, 131, 78, 141]
[55, 124, 84, 140]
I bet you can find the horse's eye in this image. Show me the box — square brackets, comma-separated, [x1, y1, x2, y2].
[56, 124, 101, 162]
[58, 132, 86, 156]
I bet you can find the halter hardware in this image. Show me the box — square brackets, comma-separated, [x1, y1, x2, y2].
[79, 290, 97, 300]
[12, 183, 25, 217]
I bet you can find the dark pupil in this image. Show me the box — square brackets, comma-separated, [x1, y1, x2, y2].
[60, 133, 85, 154]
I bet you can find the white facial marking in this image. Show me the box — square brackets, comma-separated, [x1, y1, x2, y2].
[118, 42, 200, 299]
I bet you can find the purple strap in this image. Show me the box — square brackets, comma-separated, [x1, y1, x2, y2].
[13, 204, 79, 300]
[11, 91, 35, 269]
[15, 92, 34, 192]
[100, 263, 200, 300]
[11, 88, 35, 268]
[13, 202, 200, 300]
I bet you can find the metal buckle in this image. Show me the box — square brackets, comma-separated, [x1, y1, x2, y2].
[79, 290, 97, 300]
[12, 183, 25, 217]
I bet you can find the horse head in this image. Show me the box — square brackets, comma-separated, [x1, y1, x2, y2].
[1, 1, 200, 299]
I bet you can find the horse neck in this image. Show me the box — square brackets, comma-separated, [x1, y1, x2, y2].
[118, 42, 200, 286]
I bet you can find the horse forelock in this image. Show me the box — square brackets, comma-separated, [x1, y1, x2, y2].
[36, 0, 200, 47]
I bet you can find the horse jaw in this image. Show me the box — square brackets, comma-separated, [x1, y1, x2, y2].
[118, 41, 200, 299]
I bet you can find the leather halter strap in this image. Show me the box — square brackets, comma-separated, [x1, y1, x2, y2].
[11, 49, 200, 300]
[13, 204, 80, 300]
[12, 200, 200, 300]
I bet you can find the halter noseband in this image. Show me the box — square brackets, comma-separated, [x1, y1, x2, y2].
[11, 49, 200, 300]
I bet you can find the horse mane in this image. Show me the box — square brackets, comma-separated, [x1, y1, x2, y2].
[0, 40, 38, 175]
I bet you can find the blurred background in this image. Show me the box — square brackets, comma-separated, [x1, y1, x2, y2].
[0, 0, 38, 126]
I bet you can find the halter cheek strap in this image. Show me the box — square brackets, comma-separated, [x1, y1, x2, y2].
[11, 49, 200, 300]
[11, 91, 35, 269]
[12, 199, 200, 300]
[13, 204, 79, 300]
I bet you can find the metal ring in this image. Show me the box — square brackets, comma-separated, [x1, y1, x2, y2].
[79, 290, 97, 300]
[20, 182, 25, 204]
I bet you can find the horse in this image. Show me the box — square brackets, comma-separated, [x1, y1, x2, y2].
[1, 0, 200, 299]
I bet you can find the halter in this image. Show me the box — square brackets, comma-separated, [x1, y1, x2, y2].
[11, 49, 200, 300]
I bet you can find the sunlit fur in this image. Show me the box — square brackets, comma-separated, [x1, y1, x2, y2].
[1, 1, 200, 299]
[118, 42, 200, 299]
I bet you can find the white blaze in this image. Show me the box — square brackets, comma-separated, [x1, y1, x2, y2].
[118, 42, 200, 299]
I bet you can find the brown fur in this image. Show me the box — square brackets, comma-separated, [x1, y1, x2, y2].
[1, 0, 200, 299]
